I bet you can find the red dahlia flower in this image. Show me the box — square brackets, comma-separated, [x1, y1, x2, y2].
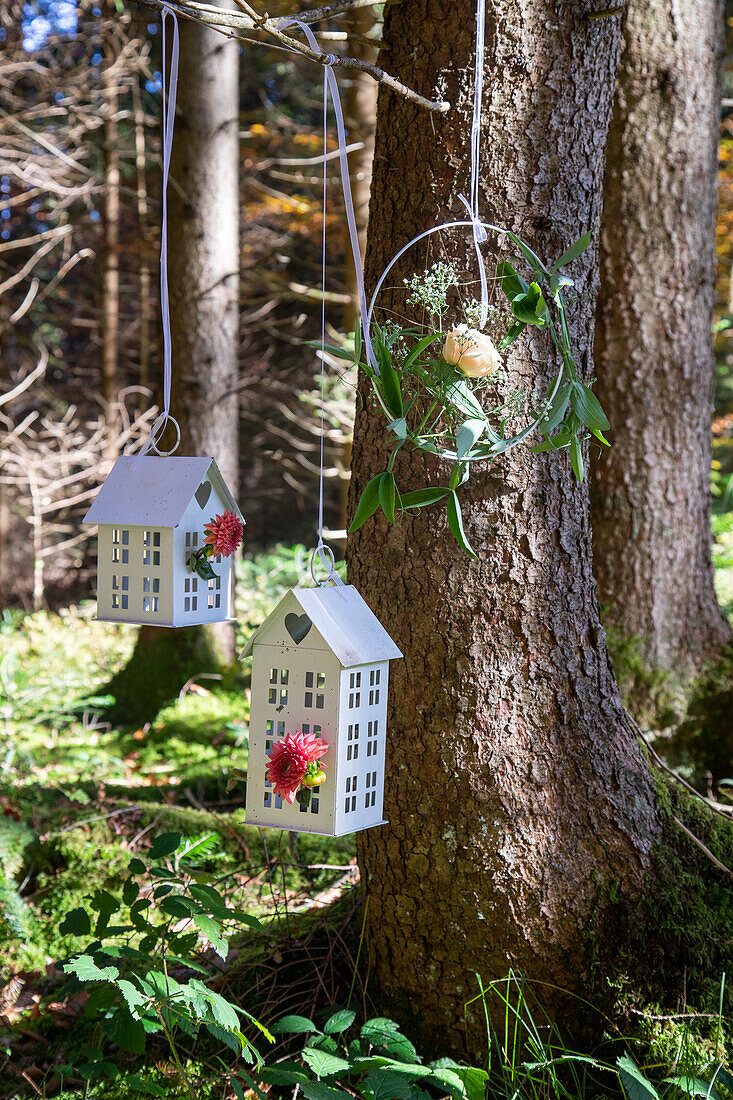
[266, 731, 328, 804]
[203, 510, 244, 557]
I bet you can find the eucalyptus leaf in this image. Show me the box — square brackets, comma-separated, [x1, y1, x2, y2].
[507, 231, 550, 277]
[496, 260, 528, 301]
[447, 492, 477, 558]
[444, 379, 485, 420]
[455, 418, 486, 460]
[379, 471, 397, 523]
[570, 382, 610, 432]
[498, 321, 526, 351]
[403, 332, 440, 371]
[569, 436, 585, 481]
[531, 432, 571, 453]
[537, 383, 571, 435]
[399, 488, 450, 510]
[304, 341, 355, 362]
[376, 341, 403, 418]
[550, 229, 593, 271]
[510, 282, 548, 326]
[349, 473, 385, 532]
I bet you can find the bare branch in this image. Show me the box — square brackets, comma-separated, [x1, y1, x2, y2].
[136, 0, 450, 113]
[0, 348, 48, 408]
[673, 817, 733, 880]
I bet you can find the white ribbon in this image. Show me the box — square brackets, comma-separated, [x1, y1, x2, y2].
[457, 0, 489, 328]
[136, 5, 181, 459]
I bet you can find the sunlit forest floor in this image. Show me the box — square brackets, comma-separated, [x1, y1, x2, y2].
[2, 501, 733, 1095]
[0, 546, 363, 1096]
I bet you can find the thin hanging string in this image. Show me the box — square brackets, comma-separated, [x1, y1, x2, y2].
[135, 5, 181, 459]
[314, 64, 336, 583]
[277, 17, 377, 377]
[457, 0, 489, 328]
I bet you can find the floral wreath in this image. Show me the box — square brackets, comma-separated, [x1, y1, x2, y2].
[320, 229, 608, 556]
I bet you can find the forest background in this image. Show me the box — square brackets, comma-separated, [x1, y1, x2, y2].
[2, 0, 733, 1097]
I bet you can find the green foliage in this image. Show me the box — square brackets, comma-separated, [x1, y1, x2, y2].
[57, 832, 271, 1090]
[264, 981, 733, 1100]
[0, 817, 34, 939]
[343, 232, 608, 553]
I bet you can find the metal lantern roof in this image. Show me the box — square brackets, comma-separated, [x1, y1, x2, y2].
[82, 456, 243, 528]
[240, 584, 403, 668]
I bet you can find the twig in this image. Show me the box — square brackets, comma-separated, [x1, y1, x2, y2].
[136, 0, 450, 113]
[672, 816, 733, 880]
[0, 348, 48, 408]
[628, 714, 733, 820]
[43, 804, 143, 839]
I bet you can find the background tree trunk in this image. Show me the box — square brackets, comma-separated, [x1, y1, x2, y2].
[591, 0, 730, 682]
[348, 0, 664, 1055]
[168, 1, 240, 667]
[109, 2, 240, 722]
[340, 6, 377, 532]
[101, 31, 120, 460]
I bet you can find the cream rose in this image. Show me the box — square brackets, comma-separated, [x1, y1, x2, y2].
[442, 324, 502, 378]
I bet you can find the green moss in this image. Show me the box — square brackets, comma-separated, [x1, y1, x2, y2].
[593, 775, 733, 1061]
[603, 623, 682, 729]
[665, 643, 733, 783]
[104, 624, 233, 727]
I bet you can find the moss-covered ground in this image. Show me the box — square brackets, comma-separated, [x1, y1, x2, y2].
[0, 547, 357, 1097]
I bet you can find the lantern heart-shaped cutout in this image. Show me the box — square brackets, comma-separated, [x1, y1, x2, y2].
[195, 480, 212, 509]
[285, 613, 312, 644]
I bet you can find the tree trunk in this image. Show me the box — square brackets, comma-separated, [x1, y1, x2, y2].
[591, 0, 730, 680]
[168, 1, 240, 665]
[101, 40, 120, 460]
[348, 0, 663, 1055]
[132, 74, 152, 403]
[111, 3, 240, 722]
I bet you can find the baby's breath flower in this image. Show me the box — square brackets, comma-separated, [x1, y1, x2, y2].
[404, 262, 460, 319]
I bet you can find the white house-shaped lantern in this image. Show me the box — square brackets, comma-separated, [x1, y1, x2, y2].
[241, 584, 403, 836]
[83, 455, 243, 628]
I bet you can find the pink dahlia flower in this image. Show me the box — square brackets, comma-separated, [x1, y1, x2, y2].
[203, 510, 244, 557]
[266, 731, 328, 804]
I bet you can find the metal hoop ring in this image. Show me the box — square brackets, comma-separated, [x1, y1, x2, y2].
[310, 543, 336, 586]
[150, 413, 181, 457]
[366, 219, 564, 459]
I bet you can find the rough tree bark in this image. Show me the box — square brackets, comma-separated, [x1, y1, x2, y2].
[591, 0, 730, 678]
[110, 3, 240, 722]
[347, 0, 701, 1055]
